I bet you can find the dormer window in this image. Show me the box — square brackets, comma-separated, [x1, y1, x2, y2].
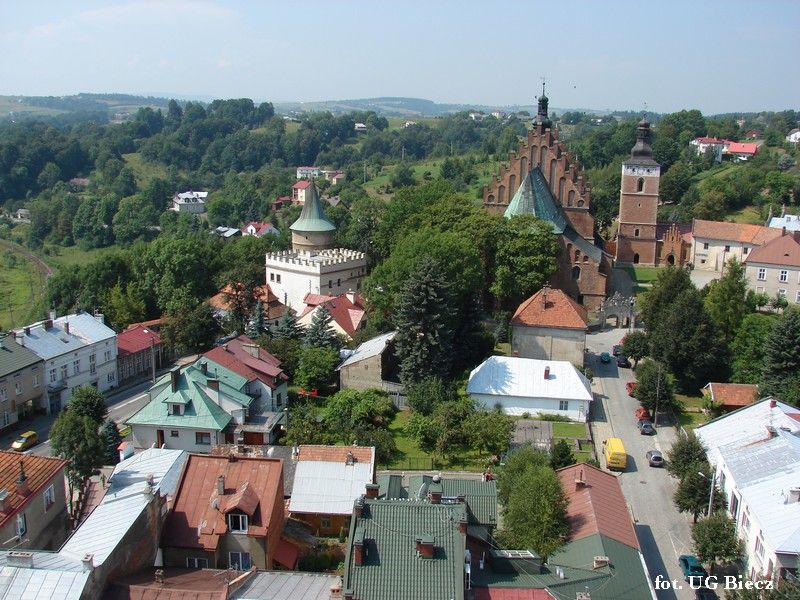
[170, 404, 183, 416]
[228, 513, 248, 533]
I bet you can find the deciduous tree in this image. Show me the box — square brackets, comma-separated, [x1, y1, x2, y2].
[704, 258, 749, 345]
[673, 463, 726, 523]
[622, 330, 649, 367]
[295, 346, 339, 390]
[634, 360, 678, 415]
[666, 431, 708, 480]
[730, 313, 775, 384]
[68, 385, 108, 424]
[692, 513, 743, 574]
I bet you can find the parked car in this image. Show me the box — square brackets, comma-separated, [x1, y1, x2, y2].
[695, 587, 718, 600]
[678, 555, 707, 583]
[612, 345, 622, 356]
[638, 419, 655, 435]
[11, 431, 38, 451]
[626, 381, 637, 396]
[600, 352, 611, 363]
[635, 406, 652, 421]
[616, 356, 632, 368]
[646, 450, 664, 467]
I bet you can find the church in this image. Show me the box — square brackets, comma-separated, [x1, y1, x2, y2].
[482, 89, 611, 311]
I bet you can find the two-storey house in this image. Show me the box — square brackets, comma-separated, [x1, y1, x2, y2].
[744, 230, 800, 304]
[0, 333, 44, 427]
[691, 219, 781, 276]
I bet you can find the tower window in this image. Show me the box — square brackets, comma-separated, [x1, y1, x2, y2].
[633, 253, 640, 264]
[637, 178, 644, 193]
[634, 228, 640, 237]
[571, 266, 581, 280]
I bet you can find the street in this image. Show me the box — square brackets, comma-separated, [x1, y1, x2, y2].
[587, 328, 695, 600]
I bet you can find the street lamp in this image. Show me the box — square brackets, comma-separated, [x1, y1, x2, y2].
[698, 471, 716, 517]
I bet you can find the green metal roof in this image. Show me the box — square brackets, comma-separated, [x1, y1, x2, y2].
[0, 333, 43, 378]
[407, 476, 498, 527]
[344, 499, 467, 600]
[504, 167, 568, 234]
[289, 184, 336, 233]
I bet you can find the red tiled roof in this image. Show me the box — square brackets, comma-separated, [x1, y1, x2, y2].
[203, 335, 286, 390]
[744, 232, 800, 268]
[299, 292, 366, 337]
[274, 537, 299, 569]
[474, 590, 555, 600]
[692, 219, 782, 244]
[117, 325, 161, 357]
[292, 180, 313, 189]
[105, 568, 234, 600]
[163, 455, 284, 551]
[727, 142, 758, 155]
[126, 318, 164, 330]
[0, 452, 67, 528]
[704, 383, 759, 408]
[208, 284, 286, 321]
[511, 287, 588, 330]
[557, 464, 639, 550]
[297, 445, 375, 464]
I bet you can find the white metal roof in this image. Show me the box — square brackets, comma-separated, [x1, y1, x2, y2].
[14, 313, 115, 360]
[289, 461, 373, 516]
[232, 572, 342, 600]
[0, 566, 88, 600]
[466, 356, 592, 401]
[336, 331, 396, 370]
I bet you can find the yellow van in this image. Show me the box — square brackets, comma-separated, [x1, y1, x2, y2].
[11, 431, 39, 452]
[603, 437, 627, 471]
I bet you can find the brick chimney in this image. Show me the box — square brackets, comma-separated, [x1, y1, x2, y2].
[353, 527, 365, 565]
[415, 535, 434, 558]
[770, 398, 777, 409]
[24, 326, 30, 336]
[575, 467, 586, 489]
[216, 475, 225, 495]
[170, 368, 180, 392]
[16, 461, 30, 497]
[365, 483, 379, 499]
[64, 321, 70, 335]
[544, 366, 550, 380]
[0, 489, 10, 513]
[429, 489, 442, 504]
[45, 319, 53, 329]
[200, 362, 208, 375]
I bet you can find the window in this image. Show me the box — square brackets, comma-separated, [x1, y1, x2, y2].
[729, 493, 740, 520]
[758, 268, 767, 281]
[634, 228, 640, 237]
[276, 392, 282, 407]
[60, 365, 68, 381]
[328, 280, 332, 289]
[43, 485, 55, 511]
[14, 383, 22, 395]
[32, 374, 39, 388]
[0, 388, 6, 401]
[16, 513, 26, 537]
[637, 177, 644, 193]
[320, 517, 331, 529]
[107, 372, 115, 383]
[49, 369, 56, 383]
[724, 245, 730, 252]
[229, 552, 251, 570]
[228, 513, 248, 533]
[703, 242, 709, 250]
[270, 273, 275, 282]
[171, 404, 182, 416]
[187, 557, 208, 569]
[170, 430, 179, 438]
[757, 286, 765, 293]
[779, 289, 787, 298]
[275, 274, 281, 283]
[744, 247, 749, 255]
[195, 432, 211, 445]
[755, 534, 765, 560]
[73, 360, 80, 375]
[740, 509, 750, 533]
[559, 400, 569, 411]
[2, 412, 10, 427]
[571, 266, 581, 280]
[779, 270, 788, 282]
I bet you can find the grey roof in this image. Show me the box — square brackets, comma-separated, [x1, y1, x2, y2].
[264, 446, 296, 497]
[13, 313, 115, 361]
[290, 459, 375, 516]
[289, 184, 336, 233]
[337, 331, 397, 370]
[232, 572, 342, 600]
[0, 565, 89, 600]
[0, 333, 42, 378]
[504, 167, 568, 234]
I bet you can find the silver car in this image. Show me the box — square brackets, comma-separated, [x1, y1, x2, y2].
[646, 450, 664, 467]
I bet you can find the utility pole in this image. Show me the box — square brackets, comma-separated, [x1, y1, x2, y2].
[654, 364, 661, 428]
[707, 471, 716, 517]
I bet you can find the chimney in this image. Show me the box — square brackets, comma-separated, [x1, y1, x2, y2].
[45, 319, 53, 329]
[0, 490, 9, 513]
[430, 489, 442, 504]
[782, 227, 787, 237]
[346, 289, 356, 305]
[81, 553, 94, 571]
[24, 326, 30, 336]
[544, 366, 550, 380]
[770, 398, 777, 409]
[6, 552, 34, 568]
[415, 535, 435, 558]
[223, 343, 230, 353]
[216, 475, 225, 495]
[49, 310, 56, 320]
[788, 488, 800, 504]
[354, 497, 364, 518]
[118, 441, 134, 462]
[16, 461, 30, 497]
[64, 321, 70, 335]
[512, 350, 519, 357]
[154, 569, 164, 584]
[243, 343, 260, 359]
[365, 483, 379, 499]
[592, 555, 610, 569]
[207, 378, 219, 391]
[200, 362, 208, 375]
[353, 527, 365, 565]
[329, 579, 343, 599]
[575, 467, 586, 488]
[458, 514, 468, 534]
[170, 368, 180, 392]
[344, 591, 355, 600]
[345, 451, 355, 465]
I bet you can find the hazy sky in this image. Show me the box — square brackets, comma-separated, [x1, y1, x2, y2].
[1, 0, 798, 114]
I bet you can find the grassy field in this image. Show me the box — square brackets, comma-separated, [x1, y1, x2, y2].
[552, 422, 586, 438]
[0, 241, 49, 330]
[678, 411, 708, 431]
[728, 206, 763, 224]
[122, 152, 172, 186]
[624, 265, 661, 295]
[39, 244, 115, 270]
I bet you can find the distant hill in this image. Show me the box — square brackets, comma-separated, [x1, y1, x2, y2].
[0, 93, 172, 122]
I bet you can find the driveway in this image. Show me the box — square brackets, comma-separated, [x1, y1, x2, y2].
[587, 328, 695, 600]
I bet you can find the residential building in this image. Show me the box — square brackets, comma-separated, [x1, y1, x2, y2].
[0, 452, 68, 551]
[296, 166, 322, 179]
[354, 123, 367, 132]
[511, 286, 587, 364]
[203, 335, 289, 413]
[467, 356, 593, 421]
[690, 136, 726, 162]
[726, 141, 759, 161]
[767, 209, 800, 232]
[14, 208, 31, 220]
[116, 324, 162, 385]
[241, 221, 279, 238]
[12, 312, 118, 414]
[127, 361, 286, 452]
[745, 129, 762, 139]
[289, 445, 375, 537]
[787, 128, 800, 147]
[297, 291, 367, 341]
[213, 225, 242, 239]
[337, 331, 402, 394]
[0, 333, 44, 427]
[702, 382, 759, 412]
[691, 219, 781, 274]
[208, 284, 286, 327]
[162, 453, 291, 571]
[291, 180, 315, 205]
[322, 169, 345, 185]
[744, 230, 800, 302]
[171, 190, 208, 213]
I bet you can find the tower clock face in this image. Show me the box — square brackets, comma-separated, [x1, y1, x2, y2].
[623, 165, 660, 177]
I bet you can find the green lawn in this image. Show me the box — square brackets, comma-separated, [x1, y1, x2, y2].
[728, 206, 763, 225]
[552, 422, 586, 438]
[39, 245, 115, 270]
[624, 265, 661, 296]
[494, 342, 512, 356]
[0, 253, 46, 330]
[678, 411, 708, 431]
[676, 393, 705, 411]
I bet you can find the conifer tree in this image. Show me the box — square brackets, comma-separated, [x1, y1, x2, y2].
[246, 300, 265, 338]
[761, 307, 800, 406]
[303, 305, 340, 349]
[273, 307, 301, 340]
[101, 420, 123, 465]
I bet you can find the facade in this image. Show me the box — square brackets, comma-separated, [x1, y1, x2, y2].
[291, 180, 315, 204]
[743, 230, 800, 303]
[289, 445, 375, 537]
[12, 312, 118, 414]
[337, 331, 402, 394]
[691, 219, 782, 274]
[482, 90, 610, 310]
[510, 286, 588, 364]
[162, 454, 288, 571]
[466, 356, 593, 421]
[0, 452, 68, 551]
[322, 170, 346, 185]
[0, 333, 44, 427]
[296, 166, 322, 179]
[241, 221, 279, 237]
[172, 190, 208, 213]
[297, 291, 367, 340]
[690, 136, 726, 162]
[116, 324, 162, 385]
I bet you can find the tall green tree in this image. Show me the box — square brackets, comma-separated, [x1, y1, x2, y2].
[731, 313, 775, 384]
[639, 267, 693, 330]
[68, 385, 108, 424]
[550, 438, 576, 470]
[692, 513, 743, 574]
[666, 431, 709, 480]
[295, 346, 339, 390]
[622, 330, 649, 367]
[273, 307, 302, 340]
[634, 360, 678, 415]
[761, 308, 800, 405]
[101, 420, 123, 465]
[704, 258, 749, 345]
[673, 463, 726, 523]
[303, 306, 340, 349]
[406, 377, 452, 416]
[393, 258, 454, 385]
[496, 446, 550, 505]
[465, 410, 513, 456]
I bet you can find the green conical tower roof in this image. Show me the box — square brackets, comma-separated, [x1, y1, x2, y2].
[290, 183, 336, 233]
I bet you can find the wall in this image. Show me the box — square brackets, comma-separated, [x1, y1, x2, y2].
[266, 257, 366, 309]
[692, 237, 753, 272]
[511, 325, 586, 365]
[219, 532, 267, 569]
[0, 470, 69, 551]
[117, 346, 162, 385]
[745, 263, 800, 303]
[470, 393, 589, 422]
[42, 337, 118, 413]
[292, 512, 350, 538]
[0, 360, 44, 426]
[616, 165, 660, 265]
[339, 354, 385, 391]
[163, 547, 216, 569]
[131, 425, 222, 453]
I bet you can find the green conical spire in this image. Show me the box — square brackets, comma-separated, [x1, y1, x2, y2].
[290, 183, 336, 233]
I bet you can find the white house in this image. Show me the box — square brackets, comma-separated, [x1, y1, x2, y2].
[744, 231, 800, 304]
[354, 123, 367, 132]
[787, 128, 800, 147]
[296, 166, 322, 179]
[466, 356, 593, 421]
[691, 219, 782, 274]
[13, 312, 118, 414]
[767, 212, 800, 233]
[171, 191, 207, 213]
[690, 137, 726, 162]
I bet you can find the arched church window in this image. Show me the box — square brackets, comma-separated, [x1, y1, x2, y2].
[498, 185, 505, 204]
[520, 156, 528, 179]
[577, 199, 585, 207]
[574, 250, 580, 262]
[509, 174, 517, 194]
[637, 178, 645, 193]
[572, 266, 581, 280]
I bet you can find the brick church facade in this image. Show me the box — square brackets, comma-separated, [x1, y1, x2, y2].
[482, 92, 611, 311]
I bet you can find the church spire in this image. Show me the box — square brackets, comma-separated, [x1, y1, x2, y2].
[630, 116, 654, 160]
[536, 78, 551, 130]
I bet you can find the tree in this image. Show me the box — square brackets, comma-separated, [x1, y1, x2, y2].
[704, 258, 749, 345]
[666, 431, 708, 480]
[622, 330, 649, 367]
[273, 307, 302, 340]
[103, 282, 146, 331]
[322, 389, 395, 434]
[761, 307, 800, 406]
[161, 303, 220, 354]
[634, 360, 679, 415]
[68, 385, 108, 424]
[393, 258, 454, 385]
[406, 377, 451, 416]
[389, 162, 416, 188]
[639, 267, 693, 330]
[259, 336, 302, 379]
[112, 195, 157, 245]
[731, 313, 775, 384]
[496, 445, 550, 505]
[101, 420, 123, 465]
[499, 465, 570, 559]
[295, 346, 339, 390]
[49, 410, 104, 519]
[465, 410, 513, 456]
[303, 306, 340, 349]
[692, 513, 743, 574]
[550, 438, 576, 469]
[246, 300, 265, 338]
[673, 463, 726, 523]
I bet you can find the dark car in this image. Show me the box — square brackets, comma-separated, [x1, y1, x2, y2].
[678, 555, 707, 583]
[638, 419, 655, 435]
[646, 449, 664, 467]
[616, 355, 632, 368]
[695, 587, 718, 600]
[612, 345, 623, 356]
[600, 352, 611, 363]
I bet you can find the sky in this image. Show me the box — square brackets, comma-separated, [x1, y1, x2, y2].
[1, 0, 798, 115]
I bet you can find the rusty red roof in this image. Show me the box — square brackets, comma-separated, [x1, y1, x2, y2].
[745, 232, 800, 268]
[203, 335, 286, 390]
[511, 287, 588, 330]
[557, 463, 639, 550]
[727, 142, 758, 155]
[297, 445, 375, 463]
[208, 284, 286, 321]
[117, 325, 161, 357]
[299, 292, 366, 337]
[292, 180, 313, 189]
[0, 451, 67, 528]
[704, 382, 759, 408]
[692, 219, 782, 244]
[105, 568, 237, 600]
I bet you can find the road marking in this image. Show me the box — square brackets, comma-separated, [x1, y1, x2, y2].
[111, 393, 148, 410]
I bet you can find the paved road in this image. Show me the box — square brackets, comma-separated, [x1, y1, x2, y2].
[587, 328, 695, 600]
